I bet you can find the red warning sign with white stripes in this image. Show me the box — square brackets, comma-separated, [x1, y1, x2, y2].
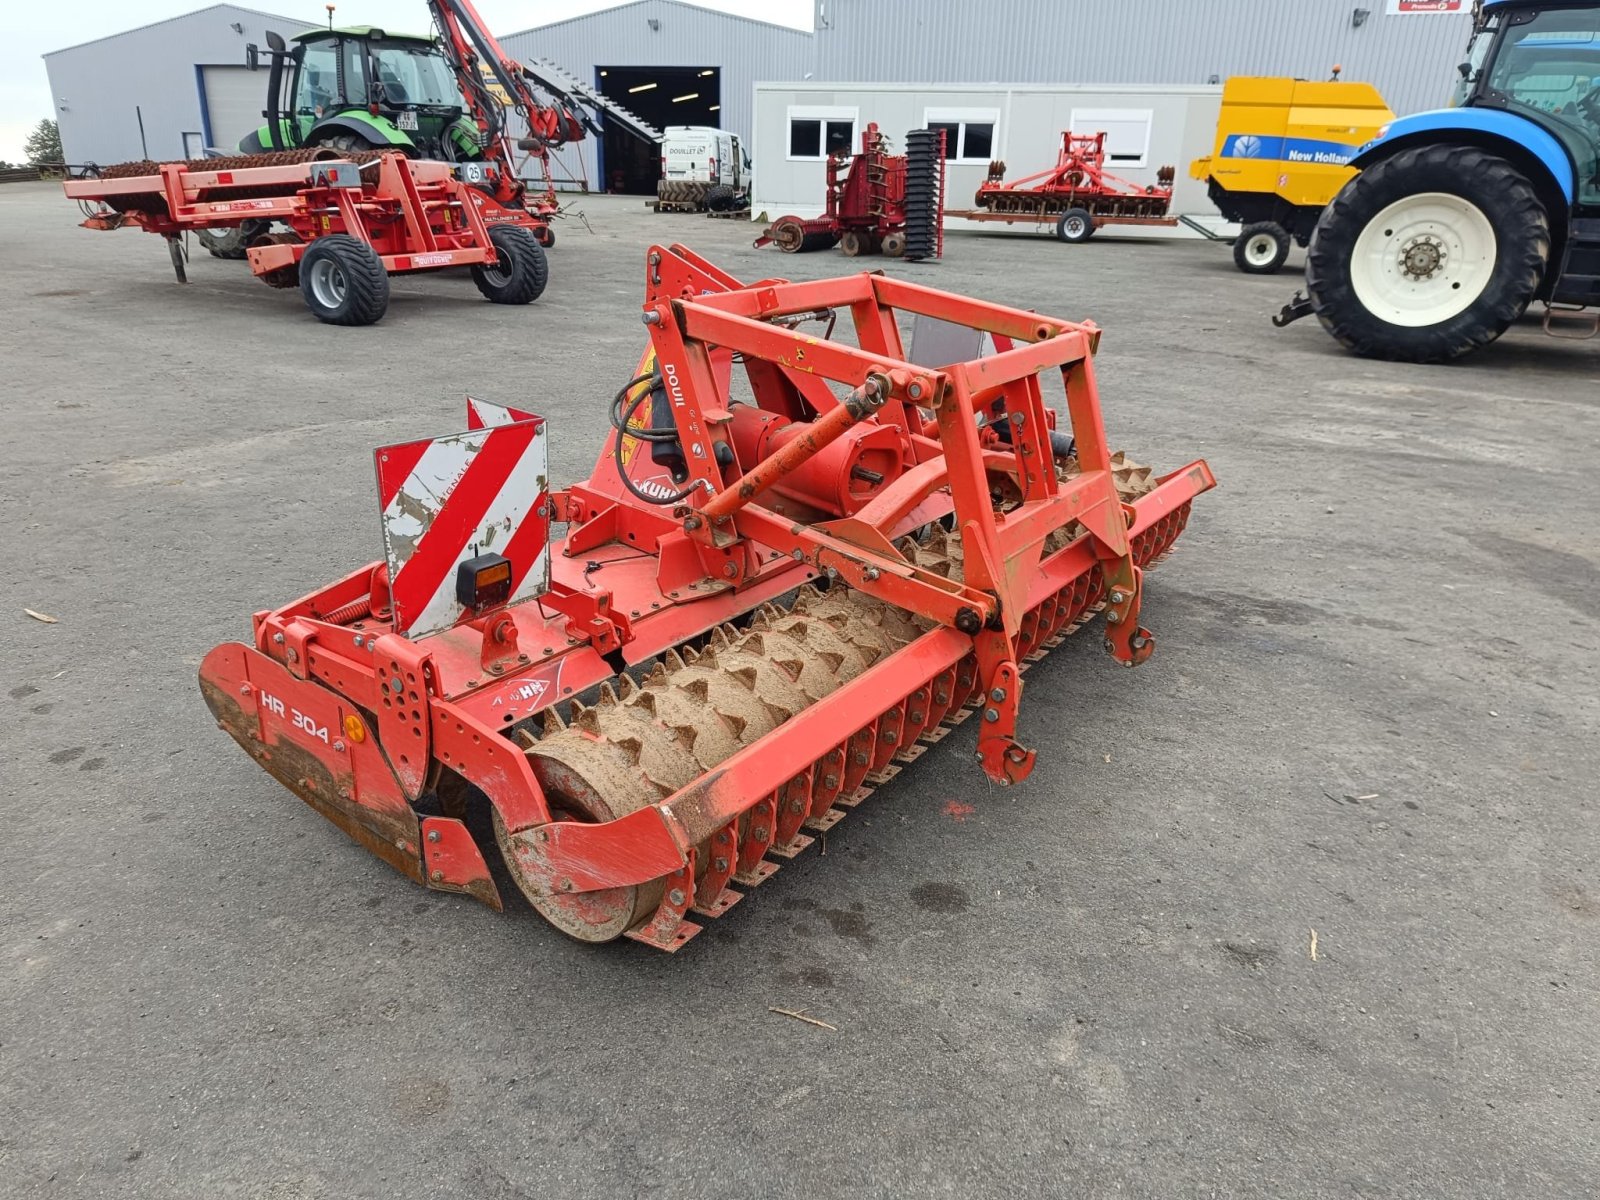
[375, 399, 550, 638]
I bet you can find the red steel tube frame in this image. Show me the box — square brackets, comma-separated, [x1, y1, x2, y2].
[532, 460, 1217, 892]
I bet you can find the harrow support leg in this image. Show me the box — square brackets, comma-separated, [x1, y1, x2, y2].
[973, 633, 1034, 786]
[1099, 561, 1155, 668]
[624, 847, 701, 951]
[166, 234, 187, 283]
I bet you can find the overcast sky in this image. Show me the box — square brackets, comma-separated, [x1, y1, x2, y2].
[2, 0, 813, 163]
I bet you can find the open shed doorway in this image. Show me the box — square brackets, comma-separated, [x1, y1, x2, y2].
[598, 65, 721, 193]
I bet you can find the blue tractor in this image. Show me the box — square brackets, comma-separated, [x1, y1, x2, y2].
[1278, 0, 1600, 361]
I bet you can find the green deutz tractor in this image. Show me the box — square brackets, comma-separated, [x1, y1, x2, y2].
[243, 26, 485, 159]
[201, 26, 490, 257]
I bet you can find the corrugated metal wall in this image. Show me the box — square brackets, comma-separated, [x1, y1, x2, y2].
[501, 0, 812, 189]
[44, 0, 1475, 179]
[44, 4, 310, 165]
[810, 0, 1474, 117]
[751, 82, 1222, 217]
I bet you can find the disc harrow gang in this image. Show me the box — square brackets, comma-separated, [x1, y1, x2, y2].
[947, 132, 1178, 238]
[198, 244, 1215, 951]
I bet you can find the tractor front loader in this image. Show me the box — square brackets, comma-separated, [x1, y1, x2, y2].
[199, 245, 1215, 949]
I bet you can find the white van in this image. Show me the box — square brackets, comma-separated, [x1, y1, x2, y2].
[657, 125, 747, 210]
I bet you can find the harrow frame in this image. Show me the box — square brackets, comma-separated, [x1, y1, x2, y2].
[199, 244, 1214, 949]
[948, 131, 1178, 240]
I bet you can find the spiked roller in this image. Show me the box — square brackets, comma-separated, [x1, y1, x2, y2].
[199, 244, 1216, 950]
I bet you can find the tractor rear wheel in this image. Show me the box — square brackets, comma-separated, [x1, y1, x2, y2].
[1234, 221, 1291, 274]
[198, 218, 271, 260]
[1055, 208, 1095, 243]
[298, 234, 389, 326]
[471, 224, 549, 305]
[312, 132, 378, 155]
[1305, 145, 1549, 362]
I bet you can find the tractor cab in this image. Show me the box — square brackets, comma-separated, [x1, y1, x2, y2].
[243, 26, 484, 162]
[1455, 2, 1600, 205]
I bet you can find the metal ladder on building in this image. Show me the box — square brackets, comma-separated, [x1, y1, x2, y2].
[522, 58, 663, 146]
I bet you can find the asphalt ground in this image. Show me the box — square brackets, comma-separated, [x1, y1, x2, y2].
[3, 183, 1598, 1199]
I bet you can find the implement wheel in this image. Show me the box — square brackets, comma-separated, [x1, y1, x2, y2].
[493, 791, 664, 944]
[1234, 221, 1291, 274]
[840, 230, 867, 257]
[298, 234, 389, 326]
[1055, 208, 1095, 244]
[882, 230, 907, 258]
[1305, 145, 1549, 362]
[472, 224, 549, 305]
[768, 217, 807, 253]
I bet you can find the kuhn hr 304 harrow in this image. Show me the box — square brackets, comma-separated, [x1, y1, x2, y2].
[199, 245, 1215, 949]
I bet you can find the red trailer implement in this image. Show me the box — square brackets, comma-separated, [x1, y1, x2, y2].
[755, 124, 945, 259]
[946, 131, 1178, 243]
[64, 150, 547, 325]
[198, 244, 1215, 950]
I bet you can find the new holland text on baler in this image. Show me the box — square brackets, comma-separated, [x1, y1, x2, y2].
[199, 245, 1216, 949]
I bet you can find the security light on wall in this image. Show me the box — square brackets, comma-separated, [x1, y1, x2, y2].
[1352, 7, 1370, 26]
[648, 17, 661, 30]
[230, 21, 243, 32]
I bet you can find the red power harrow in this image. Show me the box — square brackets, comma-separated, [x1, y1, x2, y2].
[198, 244, 1215, 950]
[63, 150, 547, 326]
[756, 123, 945, 260]
[949, 131, 1178, 243]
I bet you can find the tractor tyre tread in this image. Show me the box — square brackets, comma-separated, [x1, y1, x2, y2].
[198, 218, 271, 260]
[1305, 144, 1549, 362]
